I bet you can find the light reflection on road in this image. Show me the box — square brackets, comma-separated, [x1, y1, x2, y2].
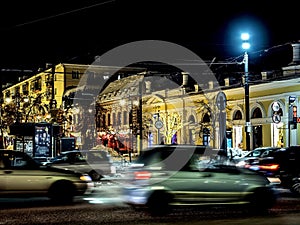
[84, 179, 126, 206]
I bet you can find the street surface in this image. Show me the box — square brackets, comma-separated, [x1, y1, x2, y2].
[0, 180, 300, 225]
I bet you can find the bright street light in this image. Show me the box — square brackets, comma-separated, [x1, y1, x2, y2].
[242, 32, 251, 151]
[241, 33, 251, 50]
[241, 33, 250, 41]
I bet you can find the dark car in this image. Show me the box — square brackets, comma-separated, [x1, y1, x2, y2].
[0, 150, 93, 203]
[45, 150, 116, 181]
[246, 146, 300, 195]
[121, 145, 277, 215]
[233, 147, 281, 168]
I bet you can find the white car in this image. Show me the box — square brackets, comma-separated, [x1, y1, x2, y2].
[0, 150, 93, 203]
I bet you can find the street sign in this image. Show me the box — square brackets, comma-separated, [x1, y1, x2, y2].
[272, 114, 281, 123]
[155, 120, 163, 129]
[271, 101, 280, 112]
[216, 92, 226, 110]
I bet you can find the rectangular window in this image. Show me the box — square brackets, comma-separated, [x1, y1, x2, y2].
[112, 113, 116, 126]
[72, 71, 80, 79]
[117, 112, 121, 126]
[123, 111, 127, 125]
[22, 83, 29, 95]
[107, 113, 111, 126]
[102, 114, 106, 127]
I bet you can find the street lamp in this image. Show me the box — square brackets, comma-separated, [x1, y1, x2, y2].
[241, 33, 251, 151]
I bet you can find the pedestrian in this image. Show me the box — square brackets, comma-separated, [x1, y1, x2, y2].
[171, 132, 177, 145]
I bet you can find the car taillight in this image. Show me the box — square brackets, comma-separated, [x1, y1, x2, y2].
[259, 164, 279, 171]
[134, 171, 152, 180]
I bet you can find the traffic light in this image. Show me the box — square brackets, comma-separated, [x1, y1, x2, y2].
[292, 105, 297, 129]
[289, 96, 296, 105]
[288, 96, 297, 129]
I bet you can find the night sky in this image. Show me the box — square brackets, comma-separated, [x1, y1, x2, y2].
[0, 0, 299, 83]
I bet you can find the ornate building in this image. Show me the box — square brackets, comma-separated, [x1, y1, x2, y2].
[2, 41, 300, 156]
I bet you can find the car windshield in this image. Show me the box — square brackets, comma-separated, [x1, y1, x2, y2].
[244, 148, 279, 158]
[50, 151, 110, 163]
[0, 151, 40, 169]
[134, 147, 212, 171]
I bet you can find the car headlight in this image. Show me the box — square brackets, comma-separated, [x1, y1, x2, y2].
[236, 161, 246, 167]
[80, 175, 93, 182]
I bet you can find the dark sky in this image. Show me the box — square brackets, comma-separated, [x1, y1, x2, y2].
[1, 0, 299, 83]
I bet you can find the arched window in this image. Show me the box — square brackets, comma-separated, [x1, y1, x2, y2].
[252, 108, 262, 118]
[203, 113, 210, 123]
[233, 110, 242, 120]
[188, 115, 195, 124]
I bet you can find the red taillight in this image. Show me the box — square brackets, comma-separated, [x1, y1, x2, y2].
[259, 164, 279, 171]
[134, 171, 152, 180]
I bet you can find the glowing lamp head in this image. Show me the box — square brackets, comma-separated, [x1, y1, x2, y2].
[242, 42, 250, 50]
[241, 33, 250, 50]
[241, 33, 250, 41]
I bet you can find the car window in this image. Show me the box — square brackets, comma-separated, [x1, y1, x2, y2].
[260, 150, 268, 157]
[138, 151, 165, 166]
[85, 152, 109, 162]
[178, 153, 208, 171]
[0, 152, 38, 169]
[252, 150, 262, 157]
[65, 152, 81, 163]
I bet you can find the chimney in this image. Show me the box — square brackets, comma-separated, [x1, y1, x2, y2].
[208, 81, 214, 89]
[261, 72, 267, 80]
[194, 84, 199, 92]
[291, 41, 300, 65]
[145, 81, 151, 93]
[224, 78, 230, 86]
[181, 72, 189, 87]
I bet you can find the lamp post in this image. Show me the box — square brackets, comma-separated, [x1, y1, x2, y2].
[241, 33, 251, 151]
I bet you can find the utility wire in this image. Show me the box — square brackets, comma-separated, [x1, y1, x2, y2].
[14, 0, 115, 28]
[213, 42, 292, 71]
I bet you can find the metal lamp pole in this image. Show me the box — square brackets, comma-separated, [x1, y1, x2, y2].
[242, 33, 251, 151]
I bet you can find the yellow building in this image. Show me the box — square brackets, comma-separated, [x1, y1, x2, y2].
[95, 42, 300, 153]
[2, 42, 300, 155]
[0, 63, 144, 153]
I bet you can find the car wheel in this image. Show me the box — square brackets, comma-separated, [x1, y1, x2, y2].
[247, 188, 276, 214]
[146, 191, 172, 216]
[49, 180, 76, 204]
[88, 170, 103, 181]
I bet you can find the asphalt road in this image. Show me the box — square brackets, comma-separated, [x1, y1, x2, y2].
[0, 182, 300, 225]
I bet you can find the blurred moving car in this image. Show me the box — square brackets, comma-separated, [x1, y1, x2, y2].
[247, 146, 300, 195]
[121, 145, 277, 215]
[0, 150, 93, 203]
[45, 150, 116, 181]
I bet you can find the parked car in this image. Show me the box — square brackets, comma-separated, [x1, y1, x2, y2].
[0, 150, 93, 203]
[33, 156, 52, 164]
[45, 150, 116, 181]
[121, 145, 277, 215]
[233, 147, 281, 167]
[246, 146, 300, 195]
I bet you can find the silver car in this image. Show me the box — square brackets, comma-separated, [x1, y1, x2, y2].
[0, 150, 93, 203]
[121, 145, 278, 215]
